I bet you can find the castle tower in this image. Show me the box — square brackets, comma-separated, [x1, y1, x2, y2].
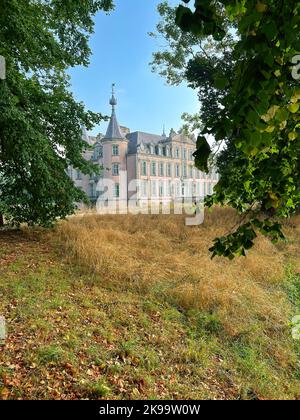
[101, 84, 128, 210]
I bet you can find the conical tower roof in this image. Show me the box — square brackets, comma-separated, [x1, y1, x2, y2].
[103, 84, 124, 140]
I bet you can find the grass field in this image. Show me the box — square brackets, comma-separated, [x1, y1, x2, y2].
[0, 207, 300, 399]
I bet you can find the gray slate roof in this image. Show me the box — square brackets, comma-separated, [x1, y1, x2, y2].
[126, 131, 165, 154]
[103, 110, 124, 140]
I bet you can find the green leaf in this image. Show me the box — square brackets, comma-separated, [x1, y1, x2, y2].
[213, 76, 229, 90]
[262, 21, 278, 41]
[175, 5, 194, 32]
[193, 136, 211, 172]
[288, 103, 299, 114]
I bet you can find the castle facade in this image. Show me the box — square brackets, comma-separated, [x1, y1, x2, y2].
[69, 85, 219, 210]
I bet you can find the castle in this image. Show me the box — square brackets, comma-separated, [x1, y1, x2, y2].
[68, 85, 219, 210]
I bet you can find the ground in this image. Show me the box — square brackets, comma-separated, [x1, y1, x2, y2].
[0, 208, 299, 400]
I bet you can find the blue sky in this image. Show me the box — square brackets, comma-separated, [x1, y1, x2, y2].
[68, 0, 199, 137]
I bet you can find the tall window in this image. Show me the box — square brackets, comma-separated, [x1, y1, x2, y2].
[141, 180, 148, 198]
[190, 150, 194, 161]
[175, 164, 180, 178]
[114, 183, 120, 198]
[167, 180, 172, 196]
[159, 162, 164, 177]
[141, 161, 147, 176]
[151, 161, 156, 176]
[151, 180, 157, 197]
[183, 148, 187, 160]
[112, 145, 119, 156]
[159, 181, 164, 197]
[189, 165, 193, 178]
[167, 163, 172, 177]
[94, 145, 103, 159]
[193, 182, 196, 195]
[76, 170, 82, 180]
[112, 163, 119, 176]
[176, 148, 180, 158]
[183, 164, 187, 178]
[89, 183, 95, 197]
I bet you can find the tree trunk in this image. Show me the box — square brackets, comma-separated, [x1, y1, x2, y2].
[0, 213, 3, 227]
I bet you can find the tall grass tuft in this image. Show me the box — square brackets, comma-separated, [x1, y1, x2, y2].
[52, 207, 300, 381]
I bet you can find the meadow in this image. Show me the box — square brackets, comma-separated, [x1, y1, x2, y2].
[0, 207, 299, 399]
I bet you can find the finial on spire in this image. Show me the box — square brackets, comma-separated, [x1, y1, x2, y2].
[104, 83, 124, 140]
[109, 83, 117, 111]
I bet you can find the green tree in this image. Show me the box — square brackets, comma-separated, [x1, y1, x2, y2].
[0, 0, 114, 226]
[152, 0, 300, 258]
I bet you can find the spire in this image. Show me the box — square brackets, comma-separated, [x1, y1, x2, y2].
[162, 124, 166, 137]
[104, 83, 124, 140]
[109, 83, 117, 111]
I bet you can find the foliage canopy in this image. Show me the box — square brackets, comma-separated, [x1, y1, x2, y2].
[152, 0, 300, 258]
[0, 0, 114, 226]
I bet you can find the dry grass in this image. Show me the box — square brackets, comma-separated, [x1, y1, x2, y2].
[1, 207, 299, 399]
[52, 207, 300, 397]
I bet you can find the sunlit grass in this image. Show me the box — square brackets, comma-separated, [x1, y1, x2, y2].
[0, 207, 299, 399]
